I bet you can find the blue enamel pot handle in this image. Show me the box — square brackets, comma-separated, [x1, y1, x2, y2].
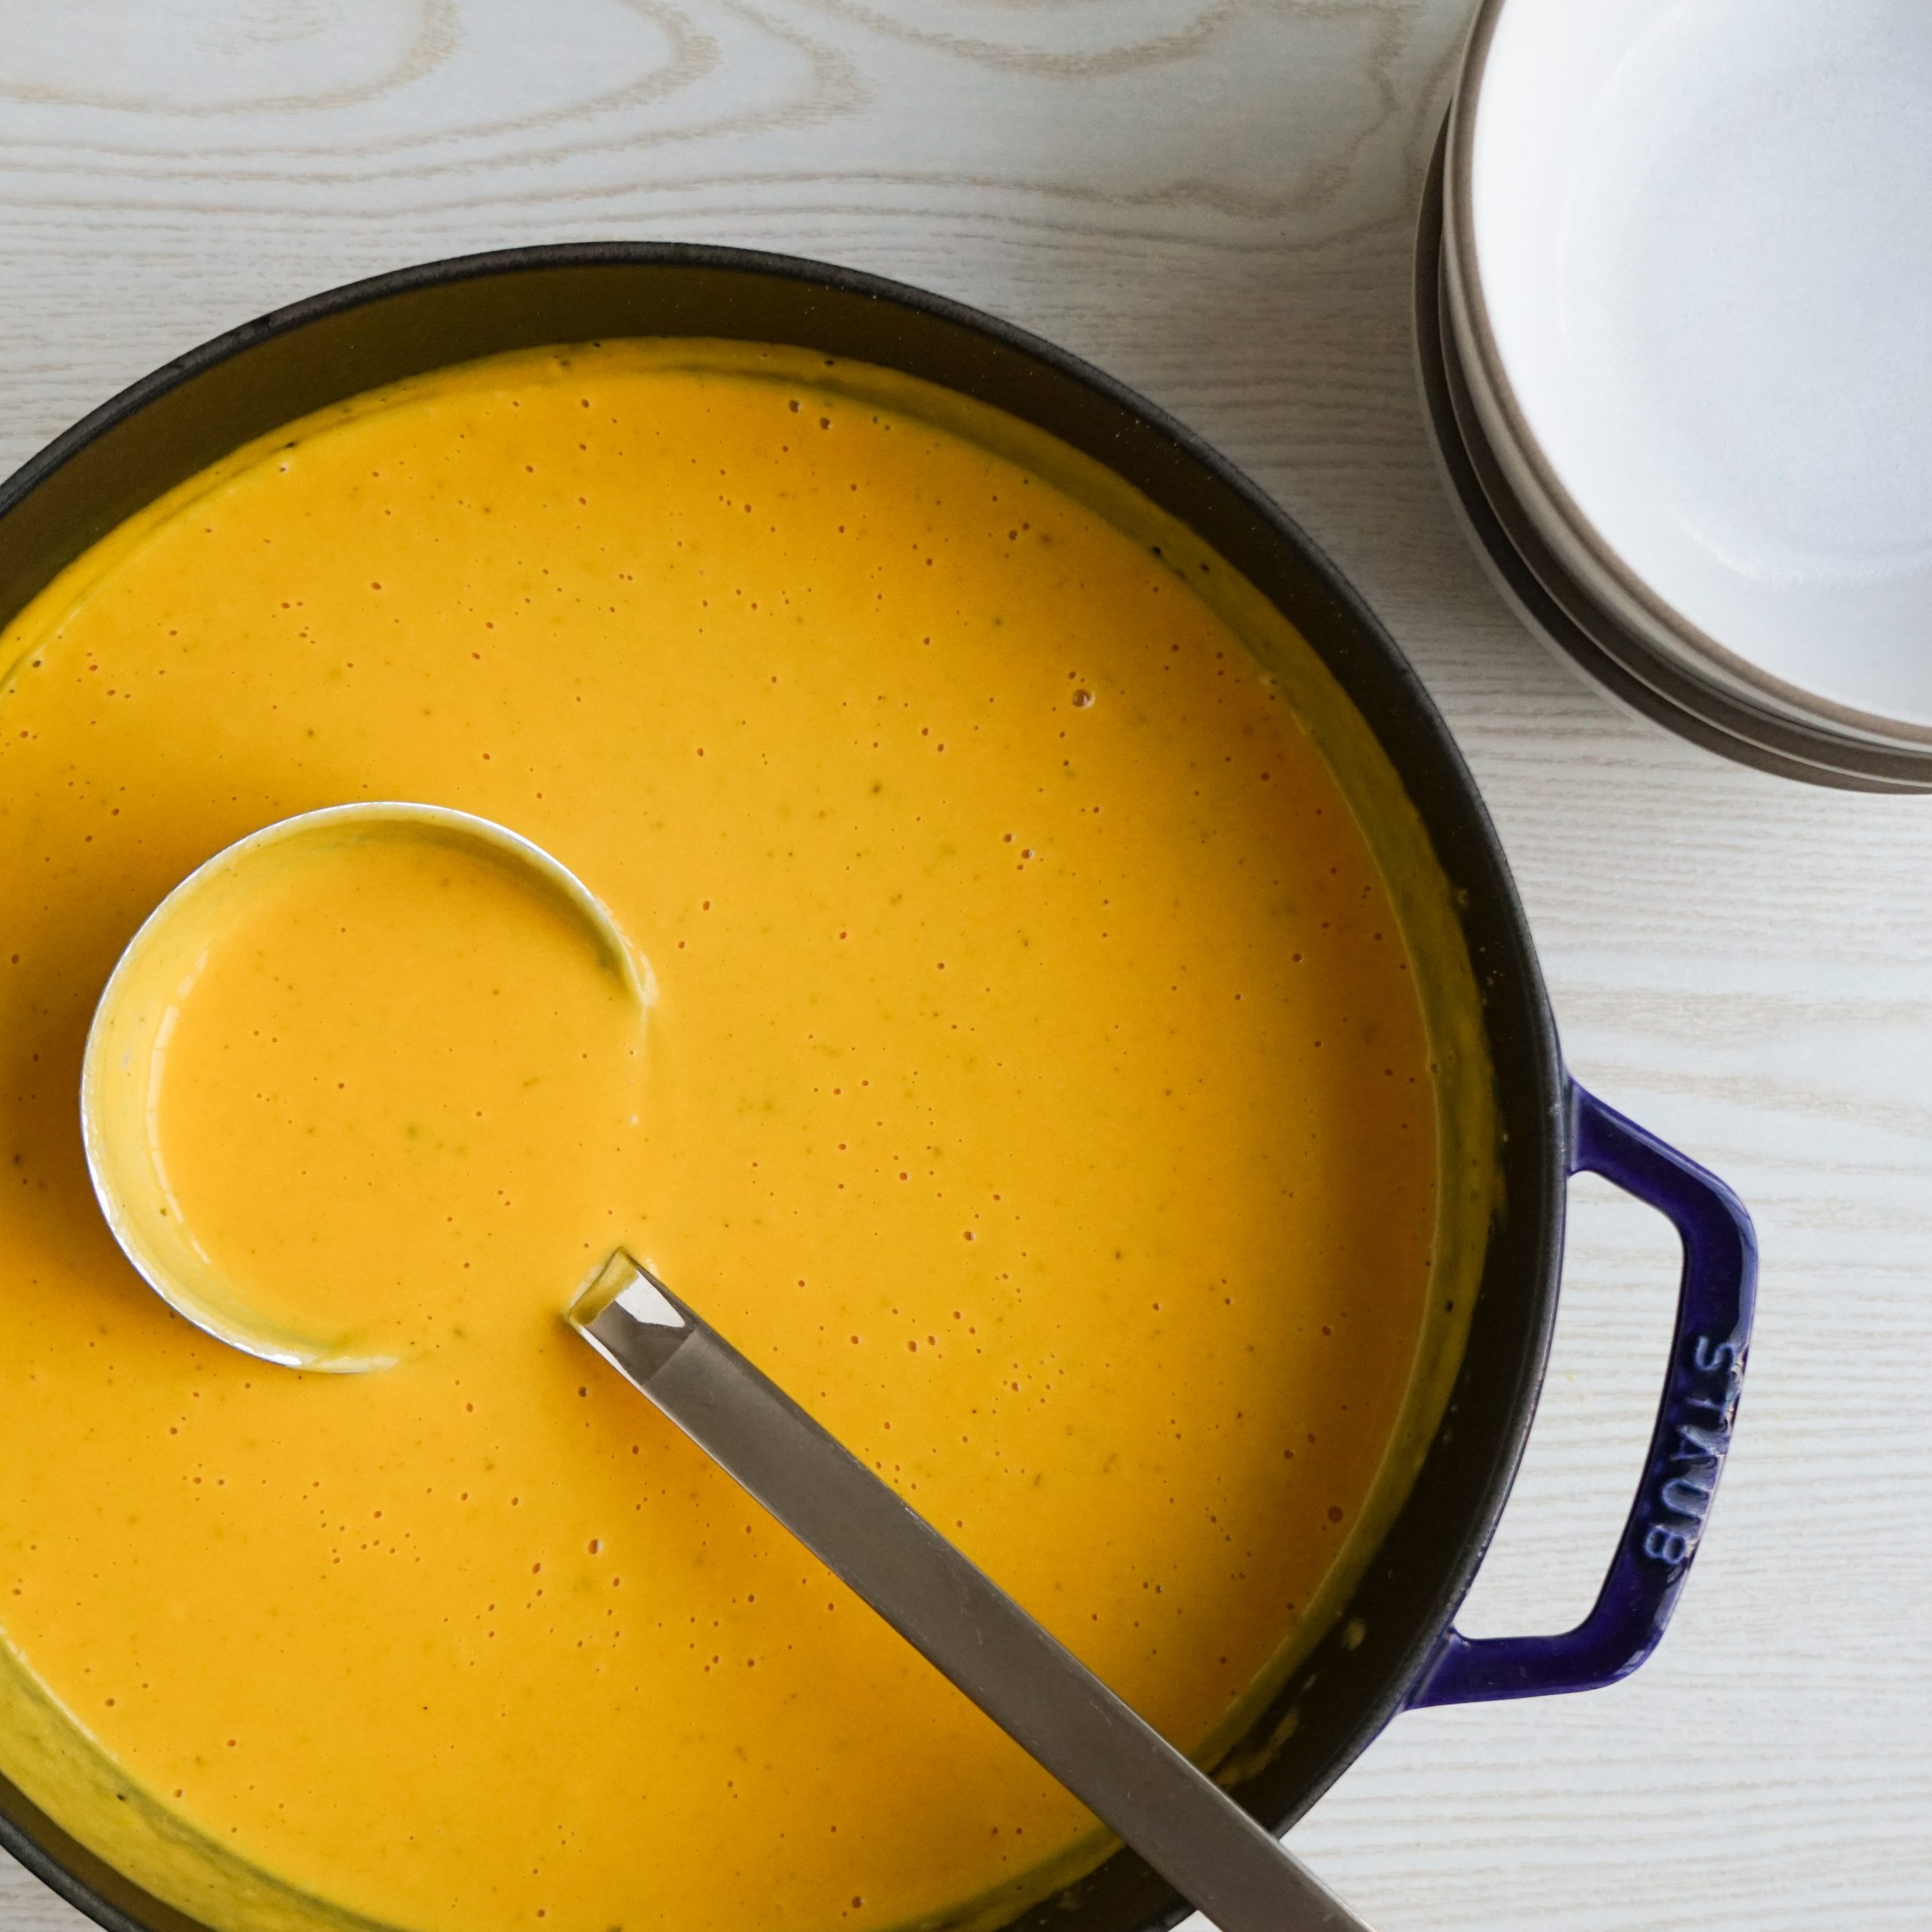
[1407, 1082, 1758, 1708]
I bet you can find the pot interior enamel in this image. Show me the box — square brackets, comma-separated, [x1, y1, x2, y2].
[0, 248, 1564, 1932]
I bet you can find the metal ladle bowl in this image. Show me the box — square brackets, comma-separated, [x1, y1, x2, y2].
[81, 800, 651, 1372]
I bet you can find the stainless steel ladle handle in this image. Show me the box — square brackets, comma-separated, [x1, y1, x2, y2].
[570, 1252, 1372, 1932]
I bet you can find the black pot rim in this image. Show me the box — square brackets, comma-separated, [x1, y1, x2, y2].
[0, 241, 1567, 1932]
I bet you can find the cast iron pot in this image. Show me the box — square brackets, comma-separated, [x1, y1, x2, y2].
[0, 246, 1757, 1932]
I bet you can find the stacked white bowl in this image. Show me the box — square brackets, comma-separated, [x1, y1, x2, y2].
[1422, 0, 1932, 789]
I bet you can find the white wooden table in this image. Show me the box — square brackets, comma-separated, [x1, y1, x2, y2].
[2, 4, 1927, 1927]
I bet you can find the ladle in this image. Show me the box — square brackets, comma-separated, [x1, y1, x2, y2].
[83, 803, 1374, 1932]
[82, 802, 651, 1373]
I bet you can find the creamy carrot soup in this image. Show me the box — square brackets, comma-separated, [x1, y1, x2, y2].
[0, 342, 1494, 1932]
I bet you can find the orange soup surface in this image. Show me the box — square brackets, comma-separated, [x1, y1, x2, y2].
[0, 341, 1489, 1932]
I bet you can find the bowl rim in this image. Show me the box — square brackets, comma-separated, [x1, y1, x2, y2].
[1416, 118, 1932, 793]
[1442, 0, 1932, 758]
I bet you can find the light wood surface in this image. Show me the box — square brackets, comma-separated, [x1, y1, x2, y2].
[2, 4, 1926, 1928]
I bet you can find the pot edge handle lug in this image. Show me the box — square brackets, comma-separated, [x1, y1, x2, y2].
[1405, 1081, 1758, 1709]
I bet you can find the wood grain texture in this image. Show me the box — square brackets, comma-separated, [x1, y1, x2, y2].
[0, 3, 1926, 1927]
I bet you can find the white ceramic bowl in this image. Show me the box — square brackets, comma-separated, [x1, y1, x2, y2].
[1417, 127, 1929, 791]
[1441, 0, 1932, 762]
